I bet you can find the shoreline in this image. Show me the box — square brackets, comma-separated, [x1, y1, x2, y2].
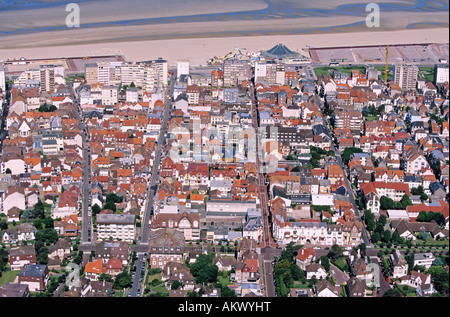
[0, 28, 448, 66]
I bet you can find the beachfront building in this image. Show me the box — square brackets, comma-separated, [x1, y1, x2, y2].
[393, 63, 419, 91]
[223, 59, 251, 87]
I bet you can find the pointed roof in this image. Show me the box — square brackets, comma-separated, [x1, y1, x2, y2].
[263, 43, 300, 59]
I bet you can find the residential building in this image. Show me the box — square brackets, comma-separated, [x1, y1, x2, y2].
[18, 264, 49, 292]
[393, 64, 419, 90]
[96, 214, 136, 242]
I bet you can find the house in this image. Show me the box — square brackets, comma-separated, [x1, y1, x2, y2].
[9, 245, 36, 270]
[391, 219, 446, 241]
[315, 279, 341, 297]
[0, 283, 30, 297]
[342, 221, 363, 246]
[148, 229, 185, 269]
[18, 264, 49, 292]
[95, 241, 130, 265]
[215, 255, 235, 272]
[389, 250, 408, 278]
[234, 257, 260, 283]
[346, 277, 366, 297]
[48, 237, 72, 261]
[161, 261, 196, 291]
[1, 229, 19, 244]
[295, 246, 316, 270]
[413, 253, 436, 269]
[88, 280, 113, 297]
[399, 270, 431, 289]
[1, 186, 26, 218]
[96, 214, 135, 242]
[305, 263, 327, 280]
[417, 283, 436, 297]
[84, 259, 103, 281]
[103, 258, 122, 277]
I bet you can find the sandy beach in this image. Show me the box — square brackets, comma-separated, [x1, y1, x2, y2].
[0, 28, 448, 66]
[0, 0, 448, 65]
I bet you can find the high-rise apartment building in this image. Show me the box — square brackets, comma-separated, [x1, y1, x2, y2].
[85, 63, 99, 85]
[0, 68, 5, 93]
[121, 62, 145, 87]
[39, 65, 56, 93]
[223, 59, 251, 87]
[393, 63, 419, 90]
[435, 64, 449, 84]
[177, 60, 190, 79]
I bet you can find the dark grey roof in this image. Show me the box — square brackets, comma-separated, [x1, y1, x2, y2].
[19, 264, 47, 277]
[262, 44, 300, 59]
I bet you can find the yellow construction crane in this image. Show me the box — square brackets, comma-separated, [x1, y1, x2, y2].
[384, 45, 393, 85]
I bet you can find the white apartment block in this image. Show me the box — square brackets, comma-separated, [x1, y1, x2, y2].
[0, 68, 5, 93]
[121, 62, 145, 87]
[96, 214, 136, 242]
[101, 85, 119, 106]
[435, 64, 449, 84]
[177, 60, 190, 79]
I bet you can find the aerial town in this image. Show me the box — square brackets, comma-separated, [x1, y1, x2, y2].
[0, 42, 448, 299]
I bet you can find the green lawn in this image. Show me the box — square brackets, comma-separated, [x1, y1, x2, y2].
[144, 272, 169, 296]
[397, 284, 417, 297]
[0, 271, 20, 286]
[293, 282, 310, 289]
[374, 65, 394, 82]
[314, 66, 367, 77]
[217, 275, 231, 286]
[331, 257, 348, 273]
[418, 66, 435, 82]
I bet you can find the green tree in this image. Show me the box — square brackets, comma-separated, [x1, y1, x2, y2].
[371, 232, 381, 243]
[378, 214, 387, 227]
[113, 271, 132, 290]
[171, 280, 183, 290]
[22, 209, 32, 220]
[432, 258, 444, 267]
[392, 231, 403, 245]
[320, 256, 330, 272]
[327, 244, 344, 260]
[32, 199, 46, 219]
[357, 243, 367, 257]
[382, 230, 392, 243]
[290, 264, 305, 281]
[380, 196, 395, 210]
[102, 201, 117, 212]
[99, 273, 114, 283]
[383, 288, 403, 297]
[190, 253, 218, 285]
[92, 204, 102, 216]
[396, 194, 412, 209]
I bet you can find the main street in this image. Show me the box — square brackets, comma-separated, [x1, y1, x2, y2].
[129, 73, 176, 297]
[68, 83, 93, 247]
[323, 116, 371, 247]
[248, 80, 280, 297]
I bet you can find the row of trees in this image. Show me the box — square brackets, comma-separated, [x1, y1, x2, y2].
[364, 211, 404, 245]
[380, 194, 412, 211]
